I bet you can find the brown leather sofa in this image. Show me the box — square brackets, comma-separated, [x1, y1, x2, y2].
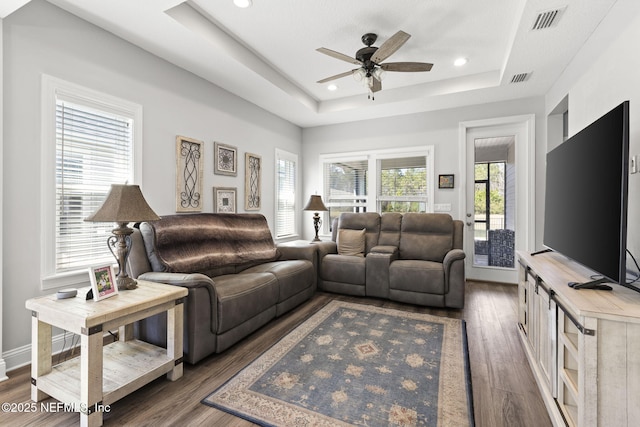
[316, 212, 466, 308]
[127, 213, 316, 364]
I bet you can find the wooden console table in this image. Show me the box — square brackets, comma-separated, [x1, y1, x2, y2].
[517, 251, 640, 427]
[26, 280, 188, 427]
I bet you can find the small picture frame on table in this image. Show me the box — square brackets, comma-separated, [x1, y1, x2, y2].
[438, 174, 455, 189]
[88, 264, 118, 301]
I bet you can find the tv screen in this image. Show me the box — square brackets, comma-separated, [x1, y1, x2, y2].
[543, 101, 629, 287]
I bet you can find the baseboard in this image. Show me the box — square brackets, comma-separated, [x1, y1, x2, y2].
[0, 358, 7, 382]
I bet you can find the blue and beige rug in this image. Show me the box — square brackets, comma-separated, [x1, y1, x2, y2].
[203, 300, 474, 426]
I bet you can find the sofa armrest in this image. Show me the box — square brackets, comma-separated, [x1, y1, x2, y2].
[370, 245, 398, 256]
[443, 249, 466, 268]
[138, 272, 218, 334]
[276, 242, 317, 263]
[365, 248, 398, 299]
[315, 241, 338, 259]
[442, 249, 466, 308]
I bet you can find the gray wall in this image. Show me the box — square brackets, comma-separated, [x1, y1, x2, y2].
[2, 0, 302, 366]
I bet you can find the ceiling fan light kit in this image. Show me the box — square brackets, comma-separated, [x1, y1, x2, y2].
[233, 0, 252, 8]
[317, 30, 433, 100]
[454, 57, 468, 66]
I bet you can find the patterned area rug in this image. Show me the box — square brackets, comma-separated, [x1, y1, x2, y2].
[203, 300, 474, 426]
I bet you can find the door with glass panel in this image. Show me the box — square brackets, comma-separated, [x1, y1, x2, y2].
[466, 133, 518, 283]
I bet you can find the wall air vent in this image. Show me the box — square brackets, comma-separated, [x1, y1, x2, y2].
[511, 73, 530, 83]
[532, 7, 566, 30]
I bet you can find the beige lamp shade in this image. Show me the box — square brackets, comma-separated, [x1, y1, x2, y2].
[85, 184, 160, 223]
[303, 195, 328, 212]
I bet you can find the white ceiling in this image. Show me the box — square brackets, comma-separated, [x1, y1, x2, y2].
[4, 0, 625, 127]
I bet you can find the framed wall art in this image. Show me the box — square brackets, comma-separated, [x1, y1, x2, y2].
[245, 152, 261, 211]
[438, 174, 455, 189]
[214, 142, 238, 176]
[213, 187, 237, 213]
[176, 135, 204, 212]
[88, 264, 118, 301]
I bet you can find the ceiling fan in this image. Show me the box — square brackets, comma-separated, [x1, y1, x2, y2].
[316, 30, 433, 100]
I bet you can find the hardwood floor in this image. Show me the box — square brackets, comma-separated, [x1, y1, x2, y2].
[0, 282, 551, 426]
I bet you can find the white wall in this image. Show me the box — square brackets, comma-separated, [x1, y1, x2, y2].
[545, 0, 640, 268]
[2, 0, 302, 369]
[301, 98, 546, 241]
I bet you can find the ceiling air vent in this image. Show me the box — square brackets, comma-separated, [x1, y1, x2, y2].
[532, 7, 566, 30]
[511, 73, 530, 83]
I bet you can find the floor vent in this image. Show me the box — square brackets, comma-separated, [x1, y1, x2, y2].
[511, 73, 530, 83]
[532, 7, 565, 30]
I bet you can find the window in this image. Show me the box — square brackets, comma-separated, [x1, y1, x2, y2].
[41, 76, 142, 289]
[378, 156, 428, 213]
[320, 146, 433, 234]
[323, 158, 368, 228]
[275, 149, 298, 239]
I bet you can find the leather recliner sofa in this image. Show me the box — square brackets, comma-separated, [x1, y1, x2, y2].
[127, 213, 317, 364]
[316, 212, 466, 308]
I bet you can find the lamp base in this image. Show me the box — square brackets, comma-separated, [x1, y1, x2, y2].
[116, 276, 137, 291]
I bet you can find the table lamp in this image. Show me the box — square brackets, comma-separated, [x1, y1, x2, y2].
[85, 184, 160, 290]
[303, 195, 328, 242]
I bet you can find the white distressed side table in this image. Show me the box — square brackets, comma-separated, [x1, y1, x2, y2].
[25, 280, 188, 427]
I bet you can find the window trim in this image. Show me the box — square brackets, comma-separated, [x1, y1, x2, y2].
[40, 75, 143, 290]
[274, 148, 299, 240]
[318, 146, 434, 235]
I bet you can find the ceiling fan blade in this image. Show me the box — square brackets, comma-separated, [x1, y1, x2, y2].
[371, 30, 411, 64]
[316, 47, 363, 66]
[317, 70, 357, 84]
[380, 62, 433, 72]
[371, 77, 382, 93]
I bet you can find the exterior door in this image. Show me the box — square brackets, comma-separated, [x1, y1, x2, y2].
[459, 115, 535, 283]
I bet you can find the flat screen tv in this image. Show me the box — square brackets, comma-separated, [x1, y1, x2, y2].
[543, 101, 634, 291]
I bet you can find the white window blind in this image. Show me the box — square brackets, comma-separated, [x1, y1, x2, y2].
[55, 100, 133, 272]
[378, 156, 428, 212]
[323, 159, 368, 222]
[275, 149, 297, 238]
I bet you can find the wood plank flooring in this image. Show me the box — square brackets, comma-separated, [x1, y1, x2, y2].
[0, 282, 551, 426]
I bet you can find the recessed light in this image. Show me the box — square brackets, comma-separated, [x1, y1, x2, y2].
[327, 84, 338, 91]
[234, 0, 252, 8]
[454, 57, 468, 67]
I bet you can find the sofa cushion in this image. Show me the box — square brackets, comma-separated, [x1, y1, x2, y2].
[141, 213, 279, 273]
[399, 213, 453, 262]
[389, 260, 445, 294]
[337, 228, 366, 257]
[321, 254, 366, 285]
[378, 212, 402, 247]
[213, 273, 278, 334]
[243, 260, 314, 302]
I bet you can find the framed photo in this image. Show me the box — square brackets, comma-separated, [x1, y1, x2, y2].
[439, 174, 455, 189]
[245, 152, 261, 211]
[176, 135, 204, 212]
[213, 187, 237, 213]
[214, 142, 238, 176]
[88, 264, 118, 301]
